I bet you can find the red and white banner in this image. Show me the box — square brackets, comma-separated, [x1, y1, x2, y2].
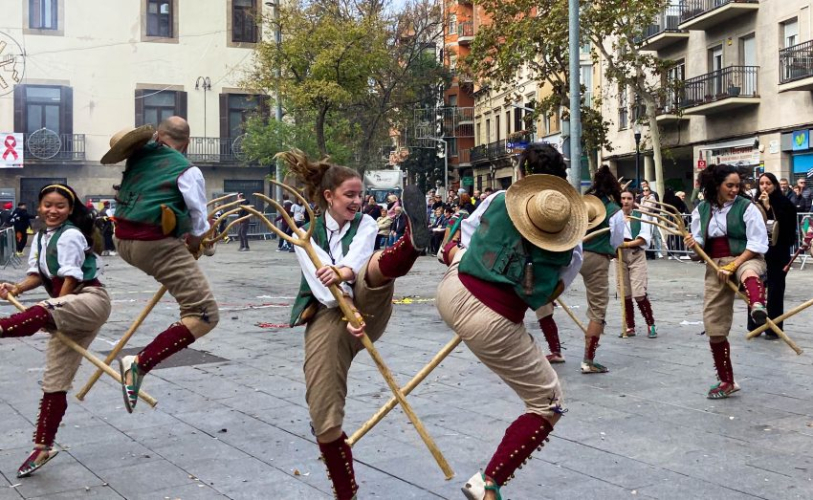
[0, 133, 23, 168]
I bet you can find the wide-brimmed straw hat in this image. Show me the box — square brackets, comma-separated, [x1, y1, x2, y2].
[505, 174, 588, 252]
[100, 125, 155, 165]
[582, 194, 607, 230]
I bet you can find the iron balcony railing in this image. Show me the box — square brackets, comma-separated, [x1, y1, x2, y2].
[780, 40, 813, 84]
[458, 21, 474, 38]
[679, 66, 759, 109]
[642, 5, 683, 39]
[470, 144, 489, 163]
[680, 0, 758, 24]
[186, 137, 241, 163]
[23, 133, 85, 161]
[441, 106, 475, 138]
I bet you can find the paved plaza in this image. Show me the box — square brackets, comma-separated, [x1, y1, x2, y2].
[0, 241, 811, 499]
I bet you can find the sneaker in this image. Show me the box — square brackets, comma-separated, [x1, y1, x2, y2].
[461, 472, 500, 500]
[750, 303, 767, 326]
[17, 448, 59, 478]
[581, 361, 609, 374]
[110, 251, 117, 256]
[647, 325, 658, 339]
[118, 355, 144, 413]
[546, 352, 565, 364]
[621, 327, 636, 338]
[707, 380, 741, 399]
[400, 185, 431, 250]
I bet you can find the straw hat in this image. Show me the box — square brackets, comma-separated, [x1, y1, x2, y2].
[505, 174, 587, 252]
[583, 194, 607, 230]
[100, 125, 155, 165]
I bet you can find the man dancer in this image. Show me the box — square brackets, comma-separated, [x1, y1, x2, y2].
[101, 117, 218, 413]
[618, 189, 658, 338]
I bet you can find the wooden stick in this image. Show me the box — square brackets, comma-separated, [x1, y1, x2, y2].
[582, 227, 610, 243]
[617, 247, 628, 338]
[5, 295, 158, 407]
[75, 286, 167, 402]
[626, 217, 681, 237]
[347, 335, 463, 447]
[555, 297, 588, 334]
[746, 297, 813, 340]
[251, 181, 454, 479]
[207, 193, 240, 207]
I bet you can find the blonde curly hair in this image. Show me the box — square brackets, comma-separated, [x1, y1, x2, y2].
[275, 149, 360, 210]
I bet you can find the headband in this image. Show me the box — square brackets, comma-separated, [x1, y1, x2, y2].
[41, 184, 75, 203]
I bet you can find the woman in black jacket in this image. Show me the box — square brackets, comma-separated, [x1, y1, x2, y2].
[750, 172, 798, 337]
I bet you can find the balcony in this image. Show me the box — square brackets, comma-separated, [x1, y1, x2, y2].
[507, 131, 532, 152]
[470, 144, 489, 164]
[639, 5, 689, 51]
[441, 107, 475, 138]
[679, 0, 758, 31]
[458, 21, 474, 45]
[779, 40, 813, 92]
[186, 137, 245, 165]
[469, 139, 518, 164]
[679, 66, 760, 115]
[23, 133, 85, 162]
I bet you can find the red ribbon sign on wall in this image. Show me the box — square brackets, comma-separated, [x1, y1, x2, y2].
[0, 134, 23, 168]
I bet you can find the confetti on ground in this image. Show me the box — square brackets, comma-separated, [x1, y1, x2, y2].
[256, 322, 291, 329]
[393, 297, 435, 305]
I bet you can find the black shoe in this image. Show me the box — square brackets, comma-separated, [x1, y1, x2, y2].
[400, 185, 431, 250]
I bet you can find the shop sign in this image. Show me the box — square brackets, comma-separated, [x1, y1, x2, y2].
[792, 130, 809, 151]
[703, 144, 760, 167]
[461, 176, 474, 187]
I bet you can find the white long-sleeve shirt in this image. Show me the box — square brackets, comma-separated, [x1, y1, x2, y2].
[27, 226, 102, 280]
[624, 210, 653, 246]
[460, 190, 584, 291]
[177, 167, 210, 236]
[690, 199, 769, 254]
[608, 209, 626, 251]
[294, 212, 378, 308]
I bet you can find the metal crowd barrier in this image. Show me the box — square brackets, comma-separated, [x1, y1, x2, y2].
[216, 213, 278, 241]
[0, 227, 21, 268]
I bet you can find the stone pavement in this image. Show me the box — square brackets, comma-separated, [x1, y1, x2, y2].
[0, 241, 811, 499]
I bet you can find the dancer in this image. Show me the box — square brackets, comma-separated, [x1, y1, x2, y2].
[0, 184, 110, 478]
[684, 163, 768, 399]
[436, 144, 586, 500]
[100, 117, 219, 413]
[535, 303, 565, 363]
[618, 189, 658, 338]
[579, 166, 625, 373]
[279, 149, 429, 500]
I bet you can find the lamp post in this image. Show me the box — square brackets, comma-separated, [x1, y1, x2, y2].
[633, 123, 642, 192]
[265, 1, 284, 203]
[568, 0, 582, 191]
[194, 76, 211, 138]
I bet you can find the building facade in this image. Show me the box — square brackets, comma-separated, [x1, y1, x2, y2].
[0, 0, 271, 210]
[602, 0, 813, 193]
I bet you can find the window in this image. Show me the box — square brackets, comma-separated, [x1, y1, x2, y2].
[29, 0, 58, 30]
[448, 14, 457, 35]
[580, 64, 593, 107]
[448, 138, 457, 157]
[485, 119, 491, 142]
[134, 89, 187, 127]
[495, 115, 501, 142]
[13, 85, 73, 136]
[665, 61, 685, 111]
[514, 108, 523, 132]
[220, 94, 268, 138]
[224, 180, 265, 211]
[21, 178, 67, 211]
[618, 85, 629, 130]
[146, 0, 173, 38]
[783, 19, 799, 49]
[448, 94, 458, 107]
[232, 0, 258, 43]
[505, 111, 511, 135]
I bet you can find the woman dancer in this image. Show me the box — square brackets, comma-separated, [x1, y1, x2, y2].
[279, 150, 429, 500]
[684, 164, 768, 398]
[0, 184, 110, 477]
[437, 144, 586, 500]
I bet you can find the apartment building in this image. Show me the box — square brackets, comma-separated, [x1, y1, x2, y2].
[0, 0, 271, 209]
[601, 0, 813, 193]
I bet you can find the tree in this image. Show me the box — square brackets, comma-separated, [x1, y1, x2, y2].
[468, 0, 612, 174]
[582, 0, 680, 198]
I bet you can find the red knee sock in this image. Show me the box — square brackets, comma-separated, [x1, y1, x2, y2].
[742, 277, 766, 308]
[137, 322, 195, 374]
[624, 298, 636, 329]
[378, 223, 421, 279]
[34, 392, 67, 448]
[584, 335, 601, 363]
[636, 297, 655, 326]
[0, 306, 51, 338]
[485, 413, 554, 486]
[538, 316, 561, 355]
[318, 433, 357, 500]
[710, 339, 733, 384]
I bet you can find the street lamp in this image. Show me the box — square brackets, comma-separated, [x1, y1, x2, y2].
[633, 123, 642, 192]
[194, 76, 211, 138]
[265, 1, 284, 203]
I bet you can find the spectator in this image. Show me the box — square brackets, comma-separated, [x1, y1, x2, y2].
[790, 185, 807, 212]
[386, 194, 401, 217]
[431, 194, 444, 210]
[471, 189, 481, 206]
[275, 200, 294, 251]
[796, 177, 812, 212]
[779, 178, 791, 198]
[363, 196, 382, 220]
[9, 202, 33, 255]
[1, 202, 15, 228]
[429, 206, 448, 254]
[459, 193, 475, 215]
[674, 191, 689, 214]
[637, 180, 659, 203]
[640, 186, 663, 259]
[238, 199, 251, 251]
[99, 201, 116, 256]
[751, 173, 798, 338]
[390, 206, 407, 245]
[375, 213, 392, 250]
[292, 198, 307, 228]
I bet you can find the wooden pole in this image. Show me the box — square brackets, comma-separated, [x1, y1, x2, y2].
[5, 295, 158, 407]
[555, 297, 588, 334]
[75, 286, 167, 402]
[746, 297, 813, 340]
[248, 186, 455, 479]
[617, 247, 628, 338]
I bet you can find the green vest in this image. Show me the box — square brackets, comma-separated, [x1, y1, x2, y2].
[36, 222, 97, 293]
[289, 213, 363, 326]
[629, 210, 642, 239]
[583, 196, 621, 256]
[114, 142, 192, 237]
[697, 196, 750, 256]
[458, 194, 573, 310]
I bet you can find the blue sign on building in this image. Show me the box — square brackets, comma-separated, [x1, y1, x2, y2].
[792, 129, 809, 151]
